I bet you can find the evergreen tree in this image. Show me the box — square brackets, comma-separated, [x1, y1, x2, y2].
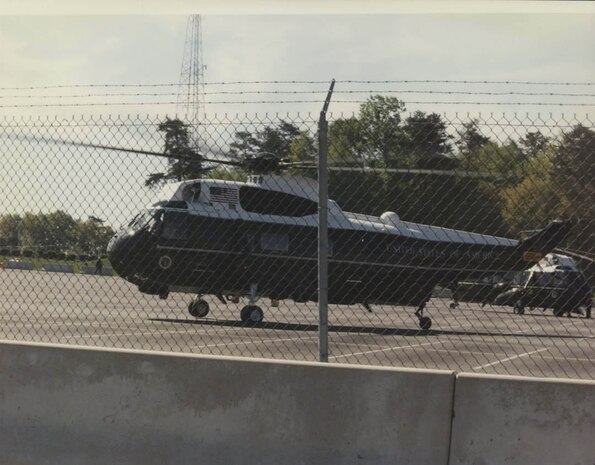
[146, 118, 207, 188]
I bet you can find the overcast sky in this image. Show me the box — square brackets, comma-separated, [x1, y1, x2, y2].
[0, 11, 593, 116]
[0, 6, 593, 226]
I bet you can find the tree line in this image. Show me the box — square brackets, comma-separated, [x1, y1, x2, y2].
[148, 95, 593, 256]
[3, 97, 590, 267]
[0, 211, 115, 259]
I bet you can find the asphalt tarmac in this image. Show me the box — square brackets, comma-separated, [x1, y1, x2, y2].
[1, 269, 594, 380]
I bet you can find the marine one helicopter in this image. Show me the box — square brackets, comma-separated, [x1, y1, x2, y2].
[447, 253, 592, 318]
[494, 253, 592, 318]
[41, 137, 571, 330]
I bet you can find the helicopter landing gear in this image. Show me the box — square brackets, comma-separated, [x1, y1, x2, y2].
[240, 283, 264, 324]
[240, 305, 264, 324]
[513, 300, 525, 315]
[450, 289, 459, 309]
[553, 306, 566, 317]
[188, 297, 210, 318]
[414, 301, 432, 330]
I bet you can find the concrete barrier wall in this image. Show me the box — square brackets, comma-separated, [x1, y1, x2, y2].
[41, 263, 75, 273]
[2, 341, 593, 465]
[449, 373, 595, 465]
[0, 341, 455, 465]
[5, 260, 34, 270]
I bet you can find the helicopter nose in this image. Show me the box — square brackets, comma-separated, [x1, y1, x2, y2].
[107, 233, 130, 277]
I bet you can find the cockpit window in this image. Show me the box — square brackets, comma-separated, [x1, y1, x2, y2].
[129, 210, 162, 233]
[127, 213, 142, 228]
[527, 271, 574, 288]
[516, 271, 531, 286]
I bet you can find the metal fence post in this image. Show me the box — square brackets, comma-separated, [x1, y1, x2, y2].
[318, 79, 335, 362]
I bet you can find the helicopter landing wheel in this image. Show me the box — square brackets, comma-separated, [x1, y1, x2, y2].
[513, 301, 525, 315]
[188, 299, 210, 318]
[414, 300, 432, 330]
[419, 316, 432, 330]
[240, 305, 264, 324]
[553, 306, 566, 318]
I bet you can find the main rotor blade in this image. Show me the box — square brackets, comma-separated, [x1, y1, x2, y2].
[554, 248, 595, 263]
[326, 166, 498, 178]
[282, 162, 505, 179]
[53, 139, 195, 160]
[12, 134, 243, 166]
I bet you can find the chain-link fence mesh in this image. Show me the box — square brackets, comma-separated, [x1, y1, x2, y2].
[1, 109, 593, 379]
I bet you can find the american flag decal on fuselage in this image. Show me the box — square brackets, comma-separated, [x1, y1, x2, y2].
[210, 186, 239, 204]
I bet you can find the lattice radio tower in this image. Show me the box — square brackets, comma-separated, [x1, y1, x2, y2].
[177, 15, 206, 151]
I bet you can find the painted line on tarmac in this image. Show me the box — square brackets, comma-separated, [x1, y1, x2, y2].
[328, 340, 388, 349]
[191, 334, 317, 350]
[427, 347, 508, 357]
[541, 355, 595, 362]
[472, 348, 549, 370]
[330, 342, 507, 358]
[75, 328, 214, 339]
[329, 340, 440, 360]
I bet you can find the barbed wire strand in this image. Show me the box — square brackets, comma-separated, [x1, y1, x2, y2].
[1, 79, 594, 91]
[2, 90, 594, 99]
[2, 100, 595, 108]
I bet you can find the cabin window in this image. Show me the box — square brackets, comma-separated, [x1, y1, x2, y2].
[260, 232, 289, 252]
[553, 271, 578, 287]
[161, 212, 189, 240]
[530, 273, 556, 288]
[239, 186, 318, 217]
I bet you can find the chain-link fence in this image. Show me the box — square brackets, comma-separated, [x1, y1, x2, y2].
[1, 108, 593, 379]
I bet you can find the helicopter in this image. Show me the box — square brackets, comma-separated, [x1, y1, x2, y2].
[23, 134, 571, 329]
[88, 143, 570, 330]
[494, 253, 592, 318]
[446, 253, 592, 318]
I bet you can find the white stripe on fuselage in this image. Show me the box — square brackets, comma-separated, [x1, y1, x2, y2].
[154, 177, 518, 247]
[175, 204, 517, 247]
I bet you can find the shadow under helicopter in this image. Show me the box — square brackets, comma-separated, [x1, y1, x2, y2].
[148, 317, 588, 340]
